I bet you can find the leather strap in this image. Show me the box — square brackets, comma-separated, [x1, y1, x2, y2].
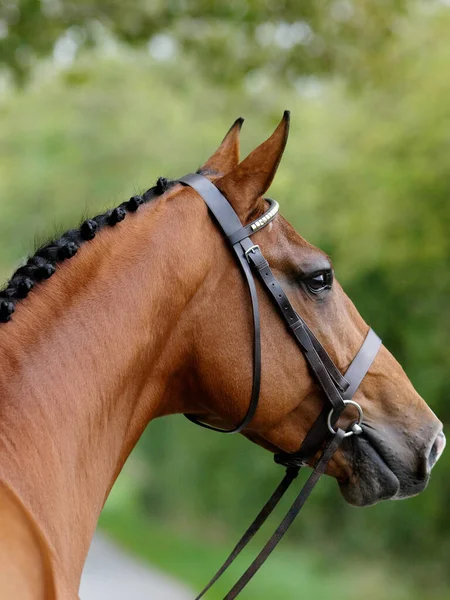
[194, 466, 300, 599]
[227, 198, 279, 245]
[224, 429, 345, 599]
[342, 328, 382, 400]
[180, 174, 262, 433]
[275, 328, 382, 466]
[180, 174, 243, 237]
[194, 429, 345, 599]
[247, 248, 347, 414]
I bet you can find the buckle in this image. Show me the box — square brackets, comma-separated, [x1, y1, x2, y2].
[244, 244, 260, 263]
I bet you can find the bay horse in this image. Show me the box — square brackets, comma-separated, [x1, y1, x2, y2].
[0, 113, 445, 599]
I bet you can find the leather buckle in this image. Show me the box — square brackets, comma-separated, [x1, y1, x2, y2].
[244, 244, 260, 263]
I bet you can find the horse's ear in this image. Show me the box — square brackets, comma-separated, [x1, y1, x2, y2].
[199, 117, 244, 176]
[216, 111, 290, 222]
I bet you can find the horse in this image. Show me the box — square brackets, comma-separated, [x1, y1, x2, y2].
[0, 113, 445, 599]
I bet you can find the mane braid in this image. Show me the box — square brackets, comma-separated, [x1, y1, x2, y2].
[0, 177, 174, 323]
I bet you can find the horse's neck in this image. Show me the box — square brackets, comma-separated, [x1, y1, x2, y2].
[0, 188, 206, 593]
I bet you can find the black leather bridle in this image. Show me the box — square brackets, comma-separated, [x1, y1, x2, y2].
[179, 173, 382, 599]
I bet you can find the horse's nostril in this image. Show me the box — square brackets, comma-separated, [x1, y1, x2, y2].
[427, 430, 446, 470]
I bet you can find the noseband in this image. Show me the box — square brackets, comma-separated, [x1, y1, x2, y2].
[179, 174, 382, 599]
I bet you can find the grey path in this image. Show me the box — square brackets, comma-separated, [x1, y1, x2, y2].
[79, 532, 192, 600]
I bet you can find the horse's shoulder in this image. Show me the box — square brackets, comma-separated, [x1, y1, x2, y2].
[0, 480, 56, 599]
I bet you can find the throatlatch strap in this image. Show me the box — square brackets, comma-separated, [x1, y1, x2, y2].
[180, 174, 262, 434]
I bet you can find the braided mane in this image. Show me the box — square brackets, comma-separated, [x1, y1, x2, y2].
[0, 177, 175, 323]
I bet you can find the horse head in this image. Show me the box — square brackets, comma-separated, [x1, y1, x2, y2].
[182, 113, 445, 507]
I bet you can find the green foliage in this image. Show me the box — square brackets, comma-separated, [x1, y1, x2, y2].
[0, 3, 449, 597]
[99, 499, 427, 600]
[1, 0, 407, 85]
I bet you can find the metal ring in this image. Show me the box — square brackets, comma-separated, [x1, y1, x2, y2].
[327, 400, 363, 438]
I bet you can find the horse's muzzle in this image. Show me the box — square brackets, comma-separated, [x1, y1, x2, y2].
[338, 424, 445, 507]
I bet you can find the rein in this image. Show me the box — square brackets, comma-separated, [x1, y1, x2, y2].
[180, 174, 381, 598]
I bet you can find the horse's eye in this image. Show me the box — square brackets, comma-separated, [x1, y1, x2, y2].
[304, 270, 333, 294]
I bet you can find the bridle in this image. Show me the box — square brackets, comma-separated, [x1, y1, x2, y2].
[179, 173, 382, 599]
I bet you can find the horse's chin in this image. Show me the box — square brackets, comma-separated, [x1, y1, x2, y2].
[338, 436, 430, 507]
[338, 438, 400, 506]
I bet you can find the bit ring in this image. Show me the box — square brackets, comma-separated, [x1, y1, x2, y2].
[327, 400, 363, 438]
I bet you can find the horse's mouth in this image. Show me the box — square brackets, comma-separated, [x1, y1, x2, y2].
[339, 436, 400, 506]
[338, 427, 430, 507]
[247, 425, 436, 508]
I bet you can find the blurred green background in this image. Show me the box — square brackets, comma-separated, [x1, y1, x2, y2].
[0, 1, 449, 599]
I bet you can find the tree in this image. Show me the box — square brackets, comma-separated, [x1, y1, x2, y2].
[1, 0, 407, 85]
